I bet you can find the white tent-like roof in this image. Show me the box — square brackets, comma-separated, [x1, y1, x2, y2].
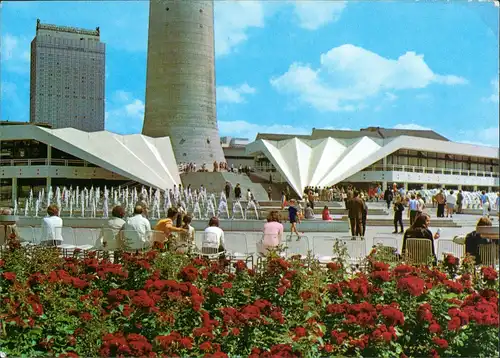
[1, 125, 181, 189]
[246, 135, 499, 195]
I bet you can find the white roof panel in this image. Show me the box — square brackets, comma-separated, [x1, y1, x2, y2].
[1, 125, 181, 189]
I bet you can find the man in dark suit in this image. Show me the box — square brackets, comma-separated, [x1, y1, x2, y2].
[347, 191, 365, 236]
[384, 188, 393, 209]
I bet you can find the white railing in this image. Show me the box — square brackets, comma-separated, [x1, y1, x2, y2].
[0, 158, 89, 167]
[366, 164, 498, 178]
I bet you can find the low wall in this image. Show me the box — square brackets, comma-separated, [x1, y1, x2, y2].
[16, 217, 350, 233]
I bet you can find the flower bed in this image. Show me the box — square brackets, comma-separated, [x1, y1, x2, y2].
[0, 240, 498, 358]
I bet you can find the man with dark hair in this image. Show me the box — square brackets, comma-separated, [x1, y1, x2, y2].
[135, 194, 149, 218]
[383, 187, 393, 210]
[435, 190, 446, 218]
[122, 205, 151, 250]
[347, 191, 364, 237]
[234, 183, 242, 200]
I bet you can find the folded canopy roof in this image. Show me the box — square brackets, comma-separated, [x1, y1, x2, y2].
[1, 125, 181, 189]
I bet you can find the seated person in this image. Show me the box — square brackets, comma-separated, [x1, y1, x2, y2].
[176, 214, 196, 253]
[121, 205, 151, 250]
[40, 205, 64, 246]
[154, 207, 187, 248]
[202, 217, 225, 254]
[322, 206, 332, 221]
[96, 206, 125, 250]
[304, 204, 315, 220]
[402, 213, 439, 263]
[260, 211, 284, 255]
[465, 216, 496, 265]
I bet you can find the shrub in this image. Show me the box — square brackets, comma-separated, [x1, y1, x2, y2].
[0, 241, 498, 357]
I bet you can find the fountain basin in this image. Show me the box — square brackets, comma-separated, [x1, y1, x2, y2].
[0, 215, 19, 224]
[16, 217, 350, 233]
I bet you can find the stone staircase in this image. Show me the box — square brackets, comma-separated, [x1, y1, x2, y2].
[181, 172, 269, 201]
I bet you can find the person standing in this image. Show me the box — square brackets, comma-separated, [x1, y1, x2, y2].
[224, 182, 231, 199]
[347, 191, 364, 237]
[246, 188, 253, 202]
[435, 190, 446, 218]
[456, 190, 464, 214]
[307, 189, 315, 209]
[408, 194, 419, 225]
[361, 194, 368, 237]
[480, 191, 490, 217]
[383, 187, 393, 210]
[267, 186, 272, 201]
[287, 199, 301, 240]
[445, 190, 456, 218]
[234, 183, 242, 200]
[393, 197, 405, 234]
[416, 193, 426, 215]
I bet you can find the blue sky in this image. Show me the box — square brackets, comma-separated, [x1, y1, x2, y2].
[1, 0, 499, 146]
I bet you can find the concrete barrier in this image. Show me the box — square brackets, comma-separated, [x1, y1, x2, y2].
[17, 217, 350, 233]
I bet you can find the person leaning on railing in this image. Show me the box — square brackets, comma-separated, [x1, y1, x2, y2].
[154, 207, 187, 250]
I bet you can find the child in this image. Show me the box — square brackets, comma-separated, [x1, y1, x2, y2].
[393, 197, 405, 234]
[288, 199, 301, 240]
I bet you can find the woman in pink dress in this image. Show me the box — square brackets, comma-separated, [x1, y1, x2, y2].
[260, 211, 284, 255]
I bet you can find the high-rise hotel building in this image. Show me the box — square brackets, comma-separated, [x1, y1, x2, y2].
[30, 19, 105, 132]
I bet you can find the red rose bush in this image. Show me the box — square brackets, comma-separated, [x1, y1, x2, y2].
[0, 242, 498, 357]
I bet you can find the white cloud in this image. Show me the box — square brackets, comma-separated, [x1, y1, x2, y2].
[215, 1, 265, 56]
[385, 92, 398, 102]
[482, 78, 499, 103]
[293, 1, 346, 30]
[271, 44, 468, 112]
[1, 34, 31, 74]
[217, 83, 256, 103]
[218, 120, 311, 141]
[105, 90, 144, 134]
[455, 126, 499, 147]
[393, 124, 432, 131]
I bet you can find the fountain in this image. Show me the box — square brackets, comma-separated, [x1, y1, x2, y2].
[103, 188, 109, 218]
[34, 198, 40, 217]
[192, 199, 202, 219]
[245, 199, 259, 220]
[232, 200, 245, 220]
[24, 199, 28, 217]
[206, 199, 216, 219]
[80, 190, 85, 218]
[217, 199, 230, 219]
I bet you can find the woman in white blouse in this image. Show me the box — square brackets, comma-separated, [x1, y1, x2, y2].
[202, 216, 225, 253]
